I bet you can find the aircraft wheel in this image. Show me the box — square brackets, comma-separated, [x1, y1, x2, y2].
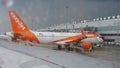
[75, 48, 80, 52]
[67, 47, 73, 51]
[57, 45, 62, 50]
[66, 46, 70, 51]
[89, 47, 93, 52]
[29, 43, 34, 46]
[70, 47, 74, 51]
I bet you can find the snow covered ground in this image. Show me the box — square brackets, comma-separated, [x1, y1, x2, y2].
[0, 41, 120, 68]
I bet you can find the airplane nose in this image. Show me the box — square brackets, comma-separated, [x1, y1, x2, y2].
[99, 37, 104, 42]
[96, 37, 104, 43]
[101, 36, 105, 42]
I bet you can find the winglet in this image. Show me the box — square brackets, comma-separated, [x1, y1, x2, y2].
[80, 27, 85, 35]
[93, 32, 101, 37]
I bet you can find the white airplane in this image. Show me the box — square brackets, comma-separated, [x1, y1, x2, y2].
[0, 10, 103, 50]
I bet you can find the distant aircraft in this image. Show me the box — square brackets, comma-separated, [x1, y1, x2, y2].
[0, 10, 104, 51]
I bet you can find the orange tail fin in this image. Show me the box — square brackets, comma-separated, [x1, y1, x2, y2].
[8, 10, 40, 43]
[8, 11, 29, 34]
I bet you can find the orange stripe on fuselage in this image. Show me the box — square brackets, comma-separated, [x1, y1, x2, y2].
[53, 34, 83, 43]
[86, 33, 98, 38]
[52, 33, 98, 43]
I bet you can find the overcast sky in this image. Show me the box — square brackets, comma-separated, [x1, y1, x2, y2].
[0, 0, 120, 32]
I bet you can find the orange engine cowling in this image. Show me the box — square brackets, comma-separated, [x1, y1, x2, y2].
[81, 42, 91, 49]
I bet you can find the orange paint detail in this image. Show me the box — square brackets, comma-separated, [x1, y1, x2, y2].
[82, 42, 91, 49]
[9, 11, 40, 43]
[53, 34, 83, 43]
[80, 27, 85, 35]
[86, 33, 97, 38]
[52, 33, 99, 43]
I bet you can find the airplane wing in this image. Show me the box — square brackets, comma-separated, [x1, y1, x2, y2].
[52, 34, 83, 45]
[55, 40, 73, 45]
[52, 27, 87, 45]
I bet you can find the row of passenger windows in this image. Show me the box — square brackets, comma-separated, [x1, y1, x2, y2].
[100, 34, 120, 36]
[104, 39, 115, 42]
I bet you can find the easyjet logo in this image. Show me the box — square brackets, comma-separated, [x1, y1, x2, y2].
[10, 12, 25, 30]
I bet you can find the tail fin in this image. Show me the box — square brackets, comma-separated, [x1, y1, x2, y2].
[8, 11, 29, 34]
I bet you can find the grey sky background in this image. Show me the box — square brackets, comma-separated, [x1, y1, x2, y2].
[0, 0, 120, 33]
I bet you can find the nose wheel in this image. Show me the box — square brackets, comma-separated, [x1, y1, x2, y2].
[57, 45, 62, 50]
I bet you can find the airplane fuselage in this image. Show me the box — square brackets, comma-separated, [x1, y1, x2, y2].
[32, 31, 103, 44]
[4, 31, 103, 45]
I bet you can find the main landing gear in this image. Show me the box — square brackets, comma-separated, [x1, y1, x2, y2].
[57, 43, 93, 52]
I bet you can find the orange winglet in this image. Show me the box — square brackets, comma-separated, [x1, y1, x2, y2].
[80, 27, 85, 35]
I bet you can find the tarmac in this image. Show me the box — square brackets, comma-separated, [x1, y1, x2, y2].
[32, 43, 120, 63]
[0, 40, 120, 68]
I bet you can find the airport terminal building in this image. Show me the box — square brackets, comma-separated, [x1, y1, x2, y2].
[40, 15, 120, 43]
